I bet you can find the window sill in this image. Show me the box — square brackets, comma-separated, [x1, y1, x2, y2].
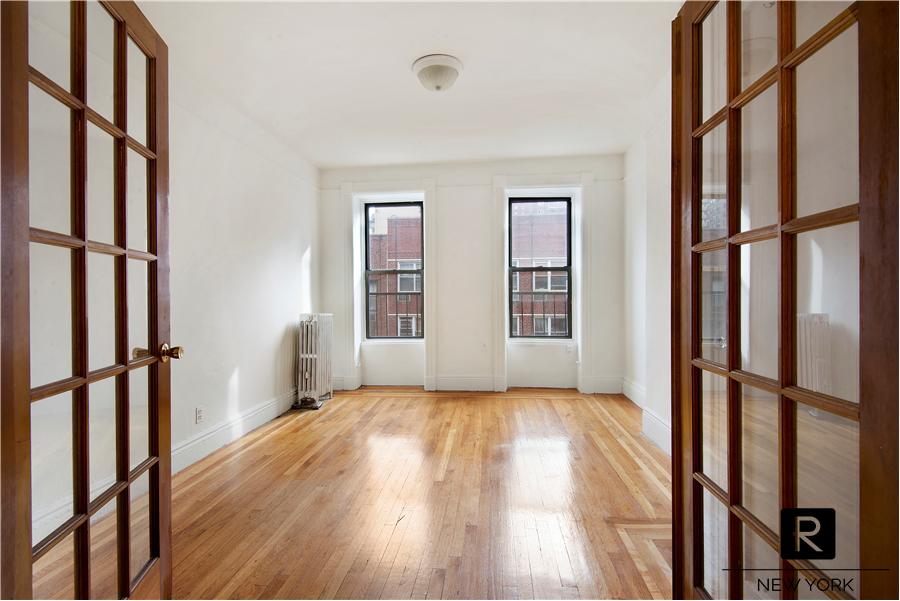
[507, 338, 576, 348]
[362, 338, 425, 346]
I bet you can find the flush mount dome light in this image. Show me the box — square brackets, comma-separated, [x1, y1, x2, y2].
[412, 54, 463, 92]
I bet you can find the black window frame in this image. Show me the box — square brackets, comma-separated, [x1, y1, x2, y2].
[508, 197, 573, 339]
[364, 201, 424, 339]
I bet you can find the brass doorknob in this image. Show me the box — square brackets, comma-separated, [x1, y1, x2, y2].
[159, 343, 184, 363]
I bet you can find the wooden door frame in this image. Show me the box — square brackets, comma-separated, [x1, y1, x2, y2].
[0, 1, 170, 598]
[671, 1, 897, 599]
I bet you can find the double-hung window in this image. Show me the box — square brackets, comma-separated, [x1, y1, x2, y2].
[509, 198, 571, 338]
[365, 202, 424, 338]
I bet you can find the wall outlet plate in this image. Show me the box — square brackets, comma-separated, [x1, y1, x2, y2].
[195, 406, 205, 424]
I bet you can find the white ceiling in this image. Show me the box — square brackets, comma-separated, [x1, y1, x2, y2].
[141, 2, 679, 168]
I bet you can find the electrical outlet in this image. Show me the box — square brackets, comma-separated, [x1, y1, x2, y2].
[195, 406, 205, 424]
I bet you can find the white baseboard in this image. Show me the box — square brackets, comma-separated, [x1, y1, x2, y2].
[578, 375, 624, 394]
[642, 407, 671, 455]
[623, 378, 647, 407]
[424, 376, 437, 391]
[436, 375, 495, 391]
[333, 375, 361, 390]
[171, 388, 296, 474]
[493, 375, 507, 392]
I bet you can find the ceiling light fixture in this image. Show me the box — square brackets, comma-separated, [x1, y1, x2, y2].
[412, 54, 463, 92]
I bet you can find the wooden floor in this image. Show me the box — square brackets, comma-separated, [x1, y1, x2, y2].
[36, 388, 674, 599]
[168, 388, 672, 599]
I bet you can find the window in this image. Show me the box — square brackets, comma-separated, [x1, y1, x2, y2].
[509, 198, 571, 338]
[365, 202, 423, 338]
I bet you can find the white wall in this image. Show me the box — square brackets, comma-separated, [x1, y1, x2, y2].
[146, 7, 321, 471]
[318, 155, 624, 393]
[623, 70, 672, 453]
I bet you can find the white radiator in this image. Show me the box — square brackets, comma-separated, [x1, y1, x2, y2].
[297, 313, 333, 409]
[797, 313, 831, 395]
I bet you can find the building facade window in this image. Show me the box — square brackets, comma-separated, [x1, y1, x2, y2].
[365, 202, 424, 338]
[509, 198, 572, 338]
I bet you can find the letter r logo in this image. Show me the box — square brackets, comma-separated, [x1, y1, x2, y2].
[781, 509, 835, 560]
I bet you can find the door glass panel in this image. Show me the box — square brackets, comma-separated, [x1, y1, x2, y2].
[33, 531, 76, 600]
[127, 37, 148, 146]
[87, 123, 116, 244]
[742, 386, 779, 531]
[796, 1, 853, 47]
[89, 377, 117, 500]
[31, 391, 74, 545]
[701, 122, 727, 242]
[86, 0, 115, 121]
[795, 223, 859, 403]
[30, 243, 73, 387]
[740, 239, 778, 379]
[701, 249, 727, 364]
[702, 370, 728, 490]
[130, 470, 153, 579]
[702, 489, 729, 598]
[29, 85, 71, 235]
[127, 149, 148, 251]
[743, 527, 779, 599]
[797, 403, 859, 591]
[701, 1, 727, 121]
[90, 501, 119, 600]
[796, 25, 858, 218]
[740, 1, 777, 89]
[129, 368, 150, 470]
[89, 252, 117, 370]
[128, 259, 149, 355]
[740, 84, 778, 231]
[28, 0, 70, 90]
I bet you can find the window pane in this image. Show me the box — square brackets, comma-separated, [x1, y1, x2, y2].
[797, 403, 859, 588]
[366, 204, 422, 270]
[28, 0, 70, 91]
[87, 123, 116, 244]
[127, 37, 148, 146]
[701, 250, 727, 364]
[90, 502, 118, 600]
[366, 273, 422, 338]
[702, 489, 729, 599]
[32, 391, 74, 545]
[796, 1, 853, 47]
[127, 149, 149, 251]
[742, 386, 779, 531]
[129, 367, 149, 470]
[740, 239, 778, 379]
[130, 470, 152, 580]
[796, 25, 858, 218]
[29, 84, 71, 235]
[741, 1, 777, 90]
[30, 243, 73, 387]
[510, 200, 568, 267]
[702, 1, 727, 121]
[33, 531, 75, 599]
[89, 377, 117, 501]
[743, 527, 780, 599]
[796, 223, 858, 403]
[511, 288, 569, 337]
[740, 84, 778, 231]
[89, 252, 116, 371]
[701, 122, 727, 242]
[86, 1, 115, 121]
[701, 370, 728, 491]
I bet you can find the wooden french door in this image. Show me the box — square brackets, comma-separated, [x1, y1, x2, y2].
[1, 1, 171, 599]
[671, 1, 896, 599]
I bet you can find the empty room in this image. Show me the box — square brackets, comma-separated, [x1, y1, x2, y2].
[1, 1, 897, 600]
